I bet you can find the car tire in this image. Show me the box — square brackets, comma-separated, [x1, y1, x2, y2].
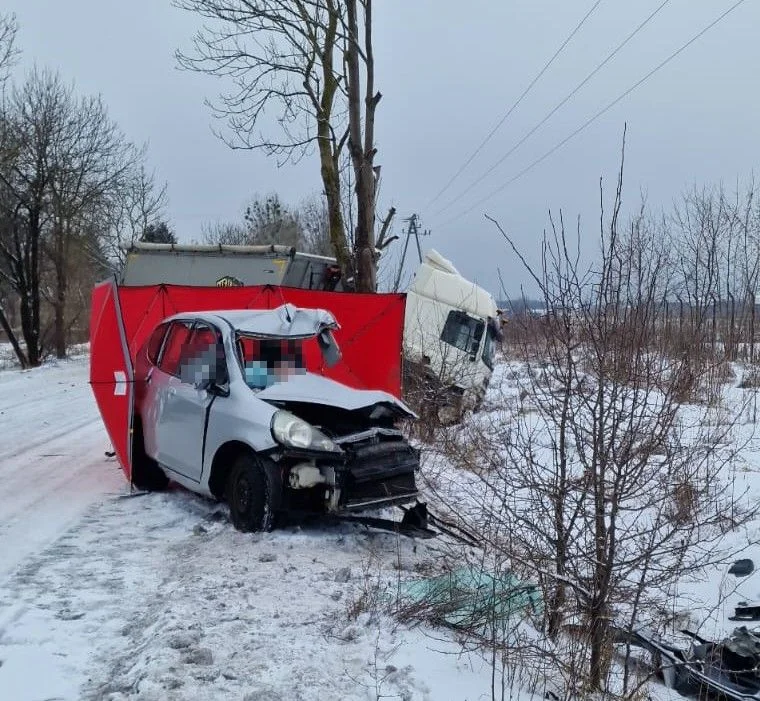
[131, 416, 169, 491]
[226, 453, 282, 533]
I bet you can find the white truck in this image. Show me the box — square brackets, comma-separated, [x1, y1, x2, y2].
[119, 242, 501, 418]
[403, 249, 502, 419]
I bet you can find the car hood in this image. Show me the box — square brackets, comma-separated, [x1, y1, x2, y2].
[257, 372, 416, 418]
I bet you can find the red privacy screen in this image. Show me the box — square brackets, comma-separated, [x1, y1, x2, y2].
[89, 281, 407, 480]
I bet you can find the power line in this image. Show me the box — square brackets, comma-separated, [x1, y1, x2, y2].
[438, 0, 749, 229]
[433, 0, 673, 217]
[425, 0, 604, 209]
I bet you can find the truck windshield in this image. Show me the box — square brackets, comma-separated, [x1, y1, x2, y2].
[237, 335, 306, 389]
[440, 310, 484, 356]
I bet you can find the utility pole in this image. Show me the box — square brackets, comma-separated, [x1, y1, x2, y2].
[393, 213, 431, 292]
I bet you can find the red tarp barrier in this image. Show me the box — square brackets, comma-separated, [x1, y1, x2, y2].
[89, 280, 134, 476]
[89, 282, 406, 480]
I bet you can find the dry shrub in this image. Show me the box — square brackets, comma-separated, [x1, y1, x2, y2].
[402, 359, 468, 439]
[344, 559, 391, 623]
[669, 359, 701, 404]
[739, 365, 760, 389]
[667, 479, 699, 526]
[714, 360, 736, 382]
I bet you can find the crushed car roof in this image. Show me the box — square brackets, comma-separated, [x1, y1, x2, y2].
[167, 304, 339, 338]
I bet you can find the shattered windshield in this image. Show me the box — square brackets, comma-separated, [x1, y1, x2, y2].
[237, 335, 307, 390]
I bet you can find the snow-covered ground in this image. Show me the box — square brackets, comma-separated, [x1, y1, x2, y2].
[0, 355, 120, 581]
[5, 352, 760, 700]
[0, 356, 532, 701]
[420, 359, 760, 699]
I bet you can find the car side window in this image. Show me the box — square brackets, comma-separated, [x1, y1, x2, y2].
[177, 323, 227, 386]
[147, 322, 169, 365]
[158, 321, 194, 377]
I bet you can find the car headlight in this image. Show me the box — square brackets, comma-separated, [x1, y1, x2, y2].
[271, 410, 341, 453]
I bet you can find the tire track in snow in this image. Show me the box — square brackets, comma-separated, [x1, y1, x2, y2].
[0, 358, 122, 584]
[0, 415, 101, 463]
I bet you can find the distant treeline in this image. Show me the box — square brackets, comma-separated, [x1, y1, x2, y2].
[497, 298, 546, 316]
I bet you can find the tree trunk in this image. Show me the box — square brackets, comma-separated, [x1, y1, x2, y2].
[319, 139, 350, 282]
[587, 595, 611, 691]
[54, 293, 66, 358]
[548, 362, 572, 639]
[24, 207, 42, 366]
[346, 0, 379, 293]
[0, 302, 27, 367]
[53, 222, 68, 359]
[19, 292, 39, 366]
[316, 6, 351, 287]
[751, 292, 756, 363]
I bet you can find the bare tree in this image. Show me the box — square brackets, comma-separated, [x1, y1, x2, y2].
[203, 192, 333, 255]
[201, 220, 249, 246]
[421, 155, 758, 697]
[244, 193, 301, 247]
[0, 189, 26, 364]
[175, 0, 382, 290]
[0, 12, 18, 88]
[0, 69, 64, 366]
[100, 163, 168, 268]
[46, 88, 137, 357]
[298, 194, 333, 255]
[0, 13, 22, 360]
[487, 168, 756, 693]
[0, 69, 154, 365]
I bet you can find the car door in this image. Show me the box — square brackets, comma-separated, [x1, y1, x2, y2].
[155, 321, 222, 481]
[139, 321, 171, 460]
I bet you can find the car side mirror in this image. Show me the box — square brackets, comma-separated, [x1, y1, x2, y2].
[318, 329, 341, 368]
[194, 376, 213, 392]
[195, 375, 229, 397]
[208, 380, 230, 397]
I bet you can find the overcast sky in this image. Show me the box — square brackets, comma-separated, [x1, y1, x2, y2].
[6, 0, 758, 296]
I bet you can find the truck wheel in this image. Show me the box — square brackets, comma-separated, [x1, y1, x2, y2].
[131, 417, 169, 491]
[225, 453, 282, 533]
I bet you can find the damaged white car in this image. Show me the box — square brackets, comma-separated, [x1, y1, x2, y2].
[131, 304, 422, 532]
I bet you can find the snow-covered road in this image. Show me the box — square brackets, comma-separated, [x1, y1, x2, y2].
[0, 358, 122, 582]
[0, 358, 508, 701]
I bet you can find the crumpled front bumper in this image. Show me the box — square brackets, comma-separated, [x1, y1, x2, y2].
[340, 440, 420, 511]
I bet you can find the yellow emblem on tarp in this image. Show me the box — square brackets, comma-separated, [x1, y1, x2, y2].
[216, 275, 243, 288]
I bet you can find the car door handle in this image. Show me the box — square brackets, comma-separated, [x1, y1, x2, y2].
[168, 387, 177, 397]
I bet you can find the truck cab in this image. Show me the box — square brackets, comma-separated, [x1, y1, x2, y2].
[403, 250, 501, 418]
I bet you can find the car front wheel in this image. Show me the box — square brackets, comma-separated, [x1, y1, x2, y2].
[225, 454, 282, 532]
